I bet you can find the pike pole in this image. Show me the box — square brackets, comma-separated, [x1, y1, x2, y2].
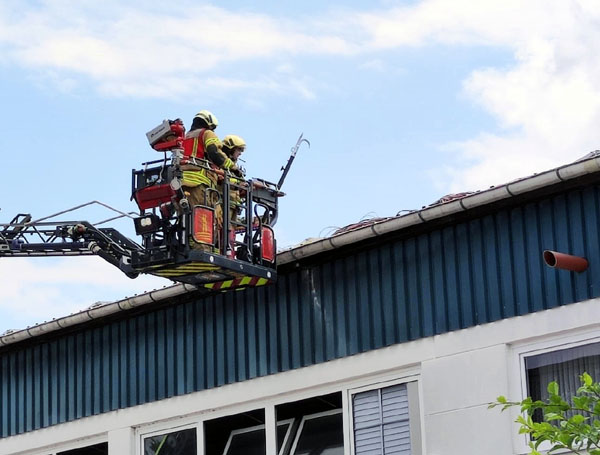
[277, 133, 310, 190]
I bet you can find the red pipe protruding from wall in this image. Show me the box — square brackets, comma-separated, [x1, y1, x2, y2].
[543, 250, 589, 272]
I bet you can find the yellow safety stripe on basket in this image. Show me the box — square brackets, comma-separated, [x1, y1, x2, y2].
[151, 263, 220, 277]
[168, 265, 219, 272]
[204, 276, 261, 290]
[239, 276, 252, 286]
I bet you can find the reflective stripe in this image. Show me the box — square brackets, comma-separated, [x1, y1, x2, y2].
[223, 157, 234, 169]
[204, 275, 269, 290]
[182, 170, 212, 187]
[192, 137, 200, 158]
[152, 262, 220, 277]
[205, 137, 220, 147]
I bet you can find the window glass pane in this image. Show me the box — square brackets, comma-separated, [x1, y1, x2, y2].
[226, 428, 265, 455]
[526, 343, 600, 422]
[58, 443, 108, 455]
[205, 408, 265, 455]
[293, 413, 343, 455]
[144, 428, 197, 455]
[276, 392, 342, 455]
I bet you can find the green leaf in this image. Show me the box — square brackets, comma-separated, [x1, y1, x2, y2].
[544, 412, 564, 421]
[573, 395, 590, 409]
[570, 414, 586, 424]
[548, 381, 560, 395]
[583, 372, 593, 387]
[497, 395, 507, 404]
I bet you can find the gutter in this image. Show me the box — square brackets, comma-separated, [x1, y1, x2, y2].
[0, 283, 198, 347]
[2, 155, 600, 348]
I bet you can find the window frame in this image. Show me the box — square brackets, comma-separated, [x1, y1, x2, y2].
[287, 408, 344, 455]
[221, 418, 294, 455]
[22, 436, 108, 455]
[510, 330, 600, 454]
[137, 421, 200, 455]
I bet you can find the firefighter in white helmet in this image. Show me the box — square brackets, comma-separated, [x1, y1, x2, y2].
[181, 110, 241, 251]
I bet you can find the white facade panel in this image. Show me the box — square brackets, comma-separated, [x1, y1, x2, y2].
[424, 404, 514, 455]
[4, 297, 600, 455]
[421, 344, 509, 414]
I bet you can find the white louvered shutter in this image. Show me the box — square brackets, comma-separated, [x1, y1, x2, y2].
[353, 384, 411, 455]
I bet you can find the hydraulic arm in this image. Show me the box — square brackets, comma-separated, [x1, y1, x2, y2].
[0, 213, 142, 278]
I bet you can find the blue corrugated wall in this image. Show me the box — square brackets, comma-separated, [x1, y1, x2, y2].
[2, 185, 600, 437]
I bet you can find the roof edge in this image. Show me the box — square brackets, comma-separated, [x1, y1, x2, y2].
[277, 155, 600, 265]
[0, 283, 198, 348]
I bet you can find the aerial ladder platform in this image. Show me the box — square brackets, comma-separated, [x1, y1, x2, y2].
[0, 119, 308, 292]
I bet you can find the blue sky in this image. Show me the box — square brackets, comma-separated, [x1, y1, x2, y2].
[1, 0, 599, 331]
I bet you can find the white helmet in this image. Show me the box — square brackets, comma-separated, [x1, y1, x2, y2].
[194, 110, 218, 130]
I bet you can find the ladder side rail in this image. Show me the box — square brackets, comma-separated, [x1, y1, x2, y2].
[244, 178, 254, 263]
[222, 174, 230, 257]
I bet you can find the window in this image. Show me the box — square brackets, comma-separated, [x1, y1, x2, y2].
[205, 408, 266, 455]
[289, 410, 343, 455]
[58, 443, 108, 455]
[143, 427, 197, 455]
[525, 341, 600, 422]
[276, 391, 344, 455]
[352, 383, 413, 455]
[222, 420, 293, 455]
[223, 425, 265, 455]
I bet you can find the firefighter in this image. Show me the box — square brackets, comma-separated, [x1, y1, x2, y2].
[181, 111, 243, 251]
[181, 110, 220, 251]
[221, 134, 247, 225]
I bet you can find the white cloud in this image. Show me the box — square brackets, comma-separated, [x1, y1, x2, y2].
[0, 257, 169, 330]
[0, 2, 355, 99]
[1, 1, 598, 187]
[442, 2, 600, 189]
[346, 0, 600, 190]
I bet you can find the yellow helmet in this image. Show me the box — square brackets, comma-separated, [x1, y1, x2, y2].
[194, 110, 218, 130]
[222, 134, 246, 151]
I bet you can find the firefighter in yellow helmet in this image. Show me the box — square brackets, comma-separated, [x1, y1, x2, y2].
[221, 134, 247, 225]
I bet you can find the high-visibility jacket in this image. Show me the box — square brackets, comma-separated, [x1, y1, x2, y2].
[181, 129, 222, 187]
[186, 129, 237, 171]
[182, 129, 208, 163]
